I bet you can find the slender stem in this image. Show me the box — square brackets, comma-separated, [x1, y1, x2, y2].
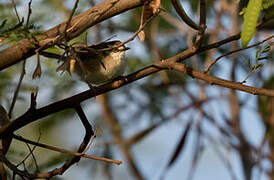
[12, 134, 122, 165]
[199, 0, 206, 28]
[204, 35, 274, 73]
[26, 0, 33, 27]
[171, 0, 199, 30]
[64, 0, 80, 39]
[10, 0, 20, 22]
[8, 60, 26, 118]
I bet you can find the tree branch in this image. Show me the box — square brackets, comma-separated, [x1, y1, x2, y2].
[12, 134, 121, 165]
[159, 61, 274, 97]
[1, 44, 274, 139]
[204, 35, 274, 73]
[0, 0, 147, 70]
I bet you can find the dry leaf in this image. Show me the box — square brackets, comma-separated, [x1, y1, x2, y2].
[32, 55, 42, 79]
[138, 0, 161, 42]
[138, 31, 146, 42]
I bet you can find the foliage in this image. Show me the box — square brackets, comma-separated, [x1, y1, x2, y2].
[0, 18, 41, 43]
[241, 0, 262, 48]
[242, 44, 272, 82]
[240, 0, 274, 47]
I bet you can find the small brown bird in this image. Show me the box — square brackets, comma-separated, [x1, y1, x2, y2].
[57, 41, 129, 85]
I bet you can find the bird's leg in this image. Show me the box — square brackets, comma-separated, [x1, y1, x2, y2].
[85, 80, 98, 98]
[112, 75, 128, 83]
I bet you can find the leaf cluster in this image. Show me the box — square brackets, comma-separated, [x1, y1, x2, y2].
[0, 18, 41, 43]
[242, 44, 272, 83]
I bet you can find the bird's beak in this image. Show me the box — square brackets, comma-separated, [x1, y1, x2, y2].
[125, 47, 130, 51]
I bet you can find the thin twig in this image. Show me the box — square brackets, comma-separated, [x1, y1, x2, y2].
[121, 11, 159, 46]
[80, 129, 97, 155]
[171, 0, 199, 30]
[10, 0, 20, 23]
[199, 34, 241, 52]
[199, 0, 206, 28]
[8, 60, 26, 118]
[2, 103, 96, 179]
[240, 67, 257, 84]
[198, 18, 268, 54]
[26, 0, 32, 27]
[25, 141, 40, 172]
[194, 0, 206, 49]
[102, 9, 161, 51]
[12, 134, 122, 165]
[204, 35, 274, 73]
[16, 133, 41, 169]
[64, 0, 80, 39]
[35, 0, 80, 54]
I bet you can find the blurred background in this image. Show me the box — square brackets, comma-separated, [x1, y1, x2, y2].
[0, 0, 274, 179]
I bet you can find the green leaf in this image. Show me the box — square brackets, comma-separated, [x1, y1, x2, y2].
[248, 58, 252, 68]
[258, 56, 271, 60]
[241, 0, 262, 48]
[255, 63, 264, 69]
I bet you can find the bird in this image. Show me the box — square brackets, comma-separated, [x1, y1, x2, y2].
[57, 40, 130, 85]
